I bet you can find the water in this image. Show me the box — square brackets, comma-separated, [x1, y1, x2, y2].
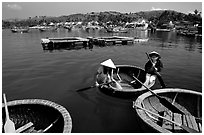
[2, 28, 202, 133]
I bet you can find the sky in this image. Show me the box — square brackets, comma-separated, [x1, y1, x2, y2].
[1, 1, 203, 20]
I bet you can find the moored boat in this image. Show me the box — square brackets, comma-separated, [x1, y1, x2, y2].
[11, 27, 29, 33]
[134, 37, 149, 42]
[96, 65, 156, 95]
[2, 99, 72, 133]
[133, 88, 202, 133]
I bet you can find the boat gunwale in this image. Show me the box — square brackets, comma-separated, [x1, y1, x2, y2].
[134, 88, 202, 133]
[2, 99, 72, 133]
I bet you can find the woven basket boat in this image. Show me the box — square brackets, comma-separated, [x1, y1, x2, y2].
[2, 99, 72, 133]
[133, 88, 202, 133]
[96, 65, 156, 96]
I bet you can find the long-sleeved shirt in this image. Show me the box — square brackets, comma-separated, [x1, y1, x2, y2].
[145, 59, 163, 74]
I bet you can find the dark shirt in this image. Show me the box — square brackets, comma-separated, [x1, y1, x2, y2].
[145, 59, 163, 74]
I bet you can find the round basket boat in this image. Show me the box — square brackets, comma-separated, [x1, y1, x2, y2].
[96, 65, 156, 96]
[2, 99, 72, 133]
[133, 88, 202, 133]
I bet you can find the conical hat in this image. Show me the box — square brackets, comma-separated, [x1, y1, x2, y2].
[100, 59, 116, 69]
[149, 51, 161, 58]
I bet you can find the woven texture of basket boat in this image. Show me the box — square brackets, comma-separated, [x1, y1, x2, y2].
[2, 99, 72, 133]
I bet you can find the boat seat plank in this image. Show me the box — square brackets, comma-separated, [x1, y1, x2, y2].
[187, 115, 199, 132]
[16, 122, 34, 133]
[185, 115, 194, 129]
[23, 126, 35, 133]
[162, 111, 173, 130]
[173, 113, 182, 131]
[182, 114, 188, 127]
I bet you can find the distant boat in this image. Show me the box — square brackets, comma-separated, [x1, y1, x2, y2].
[64, 25, 72, 31]
[156, 28, 171, 32]
[11, 27, 29, 33]
[134, 37, 149, 42]
[39, 26, 58, 32]
[104, 26, 128, 33]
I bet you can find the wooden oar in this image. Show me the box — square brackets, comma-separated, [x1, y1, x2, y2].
[132, 76, 184, 114]
[134, 105, 199, 133]
[3, 93, 16, 133]
[76, 81, 113, 92]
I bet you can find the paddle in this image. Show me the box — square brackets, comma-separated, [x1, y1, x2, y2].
[3, 93, 16, 133]
[132, 75, 184, 114]
[134, 105, 199, 133]
[76, 81, 113, 92]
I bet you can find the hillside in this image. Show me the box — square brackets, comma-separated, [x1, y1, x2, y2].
[2, 10, 202, 28]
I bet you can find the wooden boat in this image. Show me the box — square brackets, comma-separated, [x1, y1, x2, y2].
[2, 99, 72, 133]
[96, 65, 156, 95]
[133, 88, 202, 133]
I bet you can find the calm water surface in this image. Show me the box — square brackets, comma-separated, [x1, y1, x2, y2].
[2, 28, 202, 133]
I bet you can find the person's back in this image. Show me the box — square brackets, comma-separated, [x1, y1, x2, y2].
[96, 66, 111, 84]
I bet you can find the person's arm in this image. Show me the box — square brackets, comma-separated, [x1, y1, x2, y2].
[145, 61, 155, 73]
[116, 68, 122, 81]
[156, 60, 163, 72]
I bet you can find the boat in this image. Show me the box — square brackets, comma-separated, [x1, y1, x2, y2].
[11, 27, 29, 33]
[96, 65, 156, 95]
[133, 88, 202, 133]
[2, 99, 72, 133]
[134, 37, 149, 42]
[39, 26, 58, 32]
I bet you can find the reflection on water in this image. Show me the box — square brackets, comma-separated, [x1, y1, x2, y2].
[2, 28, 202, 133]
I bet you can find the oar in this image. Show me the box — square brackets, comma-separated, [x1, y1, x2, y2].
[134, 105, 199, 133]
[132, 75, 184, 114]
[42, 117, 60, 132]
[76, 81, 112, 92]
[3, 93, 16, 133]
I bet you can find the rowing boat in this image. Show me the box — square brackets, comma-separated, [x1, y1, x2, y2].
[133, 88, 202, 133]
[96, 65, 156, 95]
[2, 99, 72, 133]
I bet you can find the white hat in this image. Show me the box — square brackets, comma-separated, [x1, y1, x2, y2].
[149, 51, 161, 58]
[100, 59, 116, 69]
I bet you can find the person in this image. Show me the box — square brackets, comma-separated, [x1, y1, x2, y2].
[145, 51, 166, 88]
[95, 59, 122, 90]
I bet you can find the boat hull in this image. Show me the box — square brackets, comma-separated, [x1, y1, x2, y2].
[96, 65, 156, 97]
[133, 88, 202, 133]
[2, 99, 72, 133]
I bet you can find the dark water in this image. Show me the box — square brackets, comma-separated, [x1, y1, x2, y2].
[2, 28, 202, 133]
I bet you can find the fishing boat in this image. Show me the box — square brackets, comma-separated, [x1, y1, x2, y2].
[2, 99, 72, 133]
[96, 65, 156, 95]
[133, 88, 202, 133]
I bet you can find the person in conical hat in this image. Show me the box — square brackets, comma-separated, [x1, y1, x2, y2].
[100, 59, 116, 69]
[148, 51, 161, 59]
[145, 51, 166, 88]
[95, 59, 122, 90]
